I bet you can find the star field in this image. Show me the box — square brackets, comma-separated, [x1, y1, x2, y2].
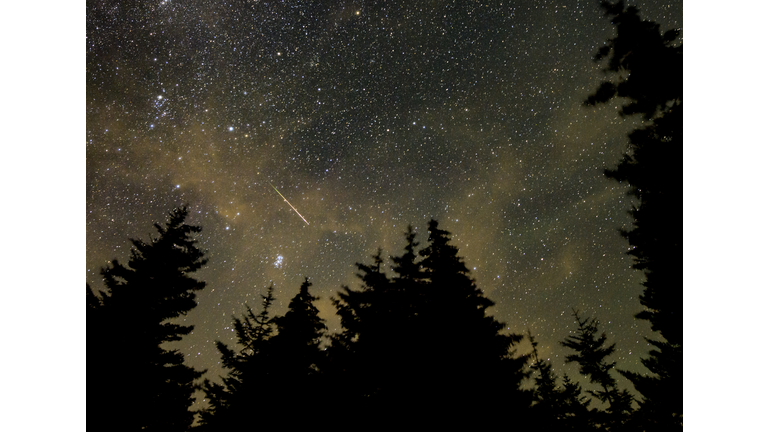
[86, 0, 683, 404]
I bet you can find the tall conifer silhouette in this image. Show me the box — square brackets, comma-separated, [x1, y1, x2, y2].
[327, 247, 401, 422]
[200, 280, 326, 429]
[586, 1, 683, 429]
[329, 221, 531, 427]
[418, 219, 531, 420]
[198, 284, 276, 431]
[268, 278, 327, 426]
[87, 206, 207, 432]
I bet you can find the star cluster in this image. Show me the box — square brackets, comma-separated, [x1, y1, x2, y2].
[87, 0, 682, 401]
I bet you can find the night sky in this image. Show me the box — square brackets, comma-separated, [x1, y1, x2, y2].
[86, 0, 683, 407]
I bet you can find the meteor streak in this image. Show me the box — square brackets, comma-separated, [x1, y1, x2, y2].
[269, 183, 310, 225]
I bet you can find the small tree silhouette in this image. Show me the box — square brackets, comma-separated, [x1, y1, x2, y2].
[561, 310, 633, 431]
[528, 330, 592, 431]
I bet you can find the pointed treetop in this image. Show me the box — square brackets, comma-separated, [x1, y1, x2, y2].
[391, 225, 423, 282]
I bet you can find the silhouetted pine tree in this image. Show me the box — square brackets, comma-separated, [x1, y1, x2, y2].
[585, 1, 681, 121]
[326, 248, 403, 422]
[418, 220, 531, 420]
[588, 0, 683, 345]
[528, 331, 593, 431]
[197, 284, 276, 430]
[561, 310, 634, 431]
[329, 221, 531, 427]
[268, 278, 327, 426]
[560, 374, 596, 431]
[87, 206, 207, 432]
[200, 280, 327, 429]
[618, 338, 682, 432]
[586, 2, 682, 429]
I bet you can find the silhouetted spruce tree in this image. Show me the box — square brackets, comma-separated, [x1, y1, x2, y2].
[267, 277, 327, 426]
[586, 2, 682, 429]
[528, 331, 593, 431]
[418, 219, 531, 420]
[326, 248, 401, 422]
[87, 206, 207, 432]
[200, 280, 327, 429]
[197, 284, 276, 431]
[560, 374, 597, 431]
[329, 221, 531, 427]
[585, 1, 681, 121]
[561, 310, 634, 431]
[587, 0, 683, 343]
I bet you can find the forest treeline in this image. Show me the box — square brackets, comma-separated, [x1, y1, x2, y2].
[87, 2, 681, 431]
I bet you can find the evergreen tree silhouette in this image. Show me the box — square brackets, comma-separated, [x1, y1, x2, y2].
[585, 2, 682, 429]
[560, 374, 596, 431]
[561, 310, 634, 431]
[327, 247, 401, 423]
[618, 338, 682, 431]
[268, 277, 327, 426]
[200, 280, 327, 429]
[418, 220, 531, 420]
[528, 331, 593, 431]
[329, 221, 531, 427]
[87, 206, 207, 431]
[585, 1, 682, 121]
[198, 284, 276, 431]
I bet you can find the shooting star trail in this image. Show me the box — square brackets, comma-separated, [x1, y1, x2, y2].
[269, 183, 310, 225]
